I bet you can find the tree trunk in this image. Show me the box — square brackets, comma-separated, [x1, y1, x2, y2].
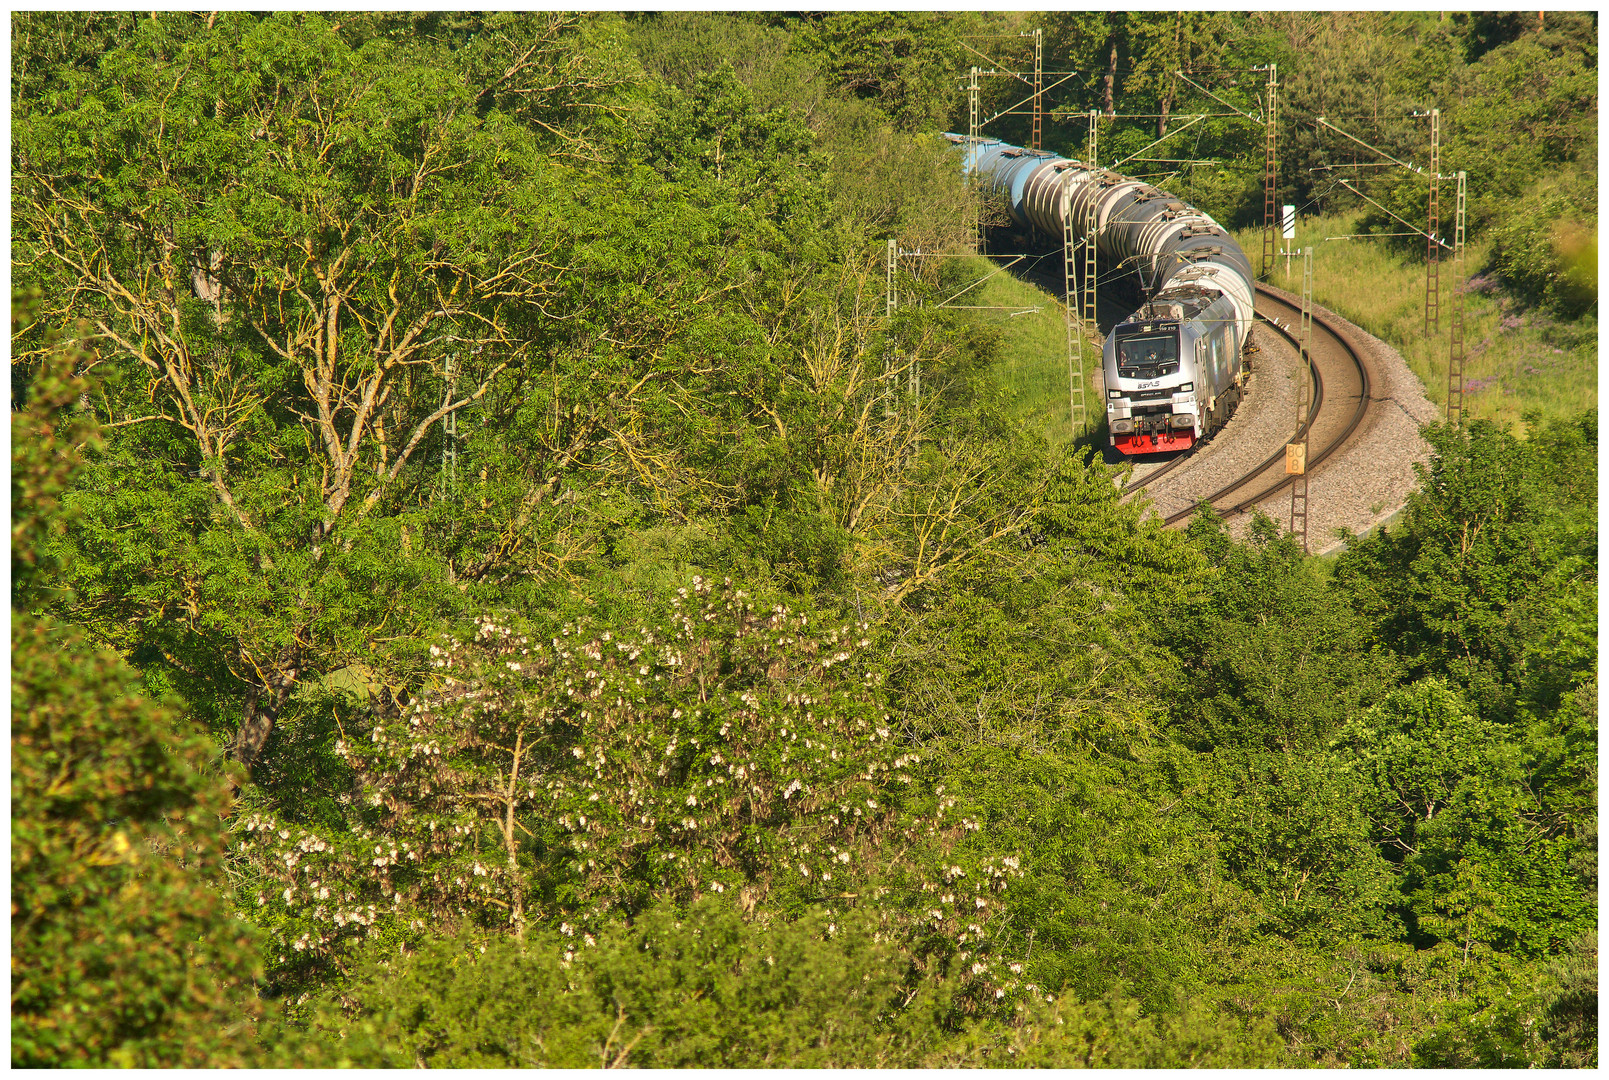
[1103, 37, 1118, 116]
[503, 730, 528, 940]
[1159, 14, 1183, 139]
[230, 651, 300, 777]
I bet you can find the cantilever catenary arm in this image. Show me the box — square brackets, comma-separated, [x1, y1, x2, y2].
[1107, 114, 1208, 171]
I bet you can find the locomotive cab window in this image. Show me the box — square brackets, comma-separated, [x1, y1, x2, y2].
[1117, 334, 1180, 378]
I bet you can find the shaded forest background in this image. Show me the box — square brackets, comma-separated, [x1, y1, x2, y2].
[10, 11, 1597, 1067]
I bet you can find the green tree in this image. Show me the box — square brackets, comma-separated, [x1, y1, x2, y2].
[783, 12, 974, 132]
[1331, 678, 1498, 854]
[1303, 11, 1598, 307]
[1335, 418, 1596, 720]
[1440, 14, 1597, 229]
[310, 895, 1282, 1067]
[314, 898, 959, 1067]
[12, 618, 276, 1067]
[1173, 511, 1395, 753]
[1334, 678, 1593, 959]
[235, 577, 1024, 1002]
[1018, 12, 1276, 222]
[11, 11, 637, 773]
[10, 333, 276, 1067]
[872, 446, 1274, 1012]
[1405, 790, 1592, 960]
[1192, 748, 1398, 943]
[1536, 931, 1598, 1067]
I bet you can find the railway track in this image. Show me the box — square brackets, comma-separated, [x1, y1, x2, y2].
[999, 253, 1379, 528]
[1123, 283, 1375, 526]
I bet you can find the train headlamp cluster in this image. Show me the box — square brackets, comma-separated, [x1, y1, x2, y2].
[1108, 389, 1123, 399]
[1109, 415, 1193, 434]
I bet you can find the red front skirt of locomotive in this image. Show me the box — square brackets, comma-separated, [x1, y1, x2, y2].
[1111, 429, 1196, 455]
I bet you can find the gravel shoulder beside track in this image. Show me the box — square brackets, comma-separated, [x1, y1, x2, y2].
[1120, 321, 1303, 519]
[1242, 310, 1439, 554]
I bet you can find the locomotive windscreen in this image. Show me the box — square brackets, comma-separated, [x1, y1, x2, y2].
[1116, 334, 1179, 378]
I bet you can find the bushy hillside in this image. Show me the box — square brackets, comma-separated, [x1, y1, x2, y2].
[11, 11, 1595, 1068]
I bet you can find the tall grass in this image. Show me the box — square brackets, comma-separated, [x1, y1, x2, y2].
[945, 254, 1094, 448]
[1233, 214, 1597, 435]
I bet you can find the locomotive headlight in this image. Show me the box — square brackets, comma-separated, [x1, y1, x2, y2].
[1108, 389, 1123, 399]
[1178, 382, 1194, 392]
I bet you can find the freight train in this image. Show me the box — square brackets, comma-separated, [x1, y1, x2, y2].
[947, 134, 1256, 455]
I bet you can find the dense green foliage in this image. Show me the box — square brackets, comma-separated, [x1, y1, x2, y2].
[11, 615, 270, 1067]
[11, 340, 274, 1066]
[12, 11, 1595, 1068]
[303, 897, 1282, 1067]
[1270, 12, 1598, 316]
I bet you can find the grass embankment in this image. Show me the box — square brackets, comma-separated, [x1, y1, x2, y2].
[946, 254, 1097, 448]
[1233, 214, 1597, 434]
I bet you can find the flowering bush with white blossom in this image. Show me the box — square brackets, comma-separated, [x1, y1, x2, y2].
[237, 577, 1032, 1009]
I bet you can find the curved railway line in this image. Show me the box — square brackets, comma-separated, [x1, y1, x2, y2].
[1121, 282, 1376, 526]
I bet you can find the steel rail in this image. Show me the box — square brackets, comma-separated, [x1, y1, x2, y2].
[1146, 284, 1372, 526]
[997, 253, 1248, 497]
[1119, 307, 1323, 496]
[987, 256, 1369, 518]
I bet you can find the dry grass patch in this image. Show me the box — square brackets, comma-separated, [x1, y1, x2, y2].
[1234, 214, 1597, 436]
